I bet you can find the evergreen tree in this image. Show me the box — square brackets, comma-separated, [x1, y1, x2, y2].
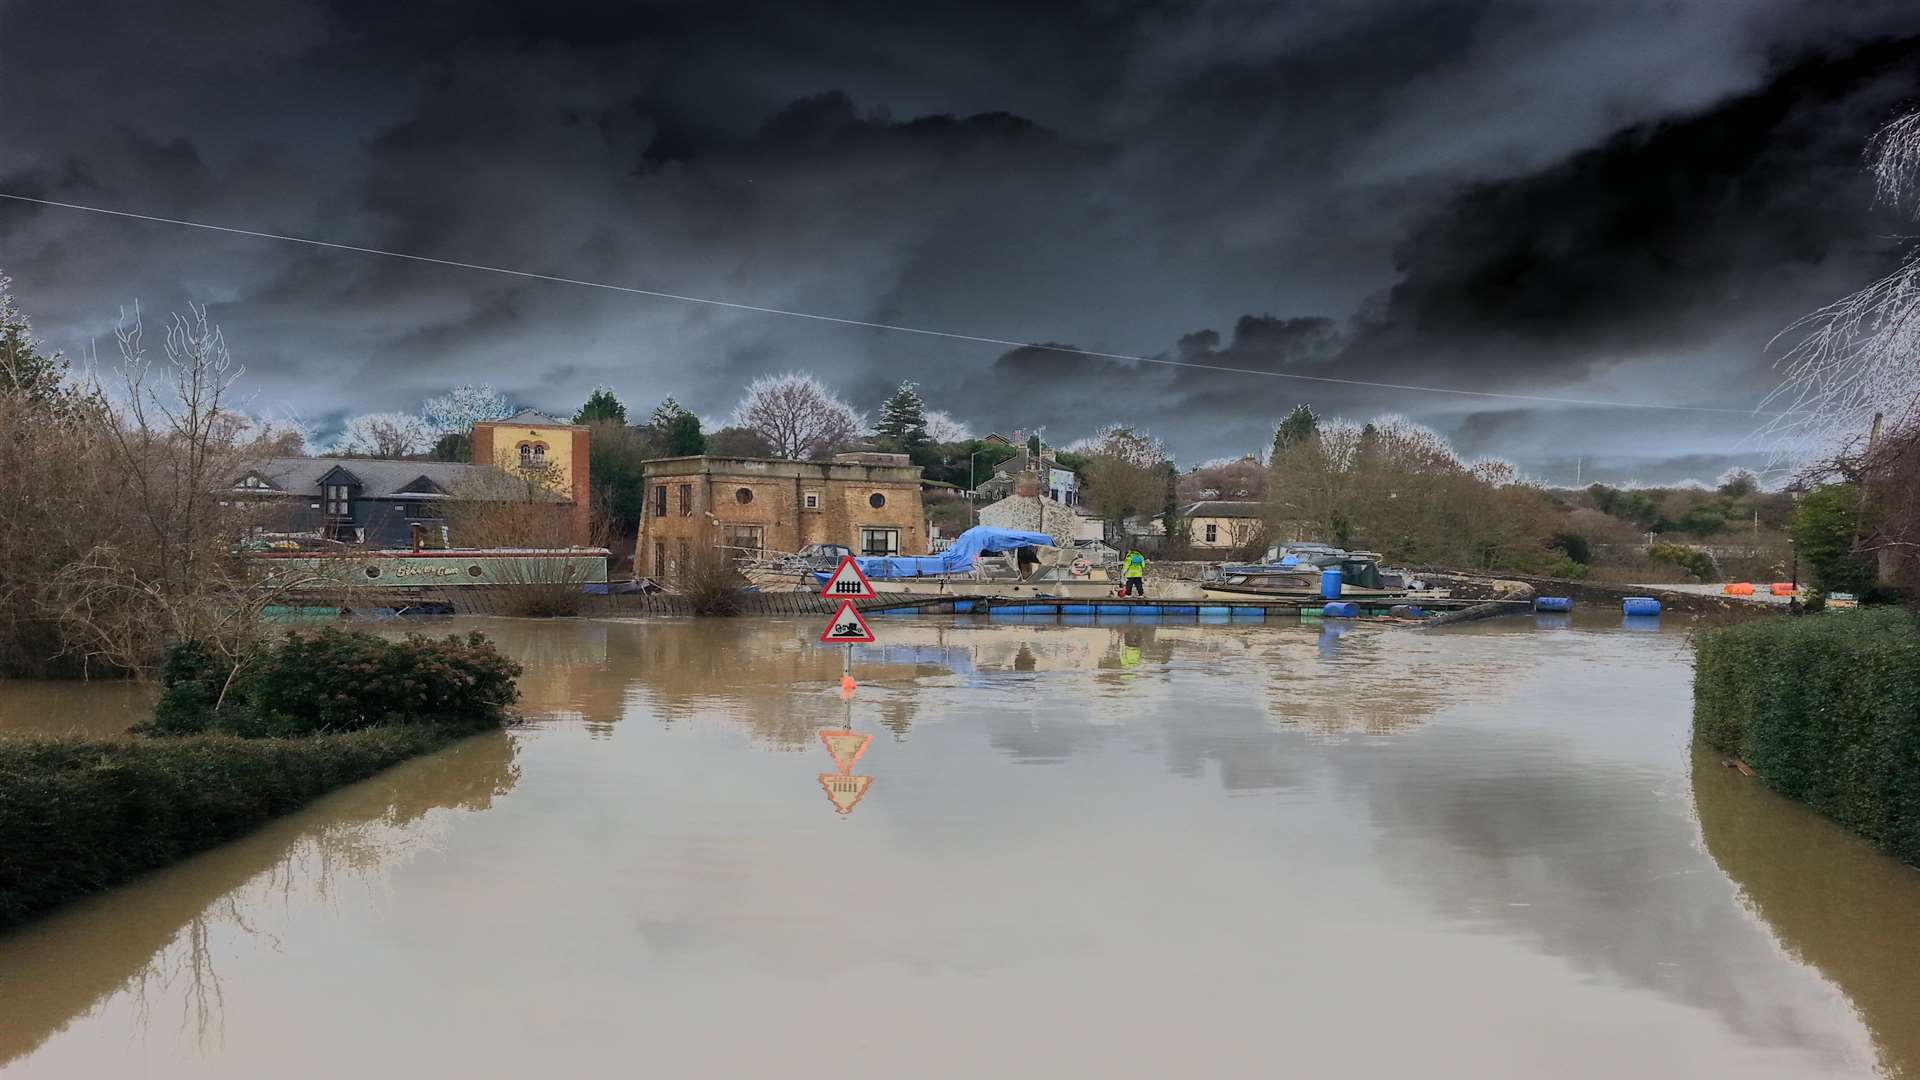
[650, 397, 689, 428]
[874, 380, 929, 449]
[1271, 404, 1318, 458]
[0, 270, 67, 409]
[574, 386, 627, 424]
[659, 411, 707, 456]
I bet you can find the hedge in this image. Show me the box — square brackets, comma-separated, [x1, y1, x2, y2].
[0, 725, 473, 928]
[149, 629, 521, 738]
[0, 630, 522, 928]
[1693, 608, 1920, 866]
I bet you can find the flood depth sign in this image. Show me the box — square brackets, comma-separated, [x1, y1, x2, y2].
[819, 556, 876, 600]
[819, 600, 876, 644]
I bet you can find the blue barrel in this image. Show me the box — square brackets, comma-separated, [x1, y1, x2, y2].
[1321, 601, 1358, 618]
[1622, 597, 1662, 616]
[1319, 568, 1343, 599]
[1534, 596, 1573, 612]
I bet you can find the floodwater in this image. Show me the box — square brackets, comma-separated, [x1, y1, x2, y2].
[1, 612, 1918, 1078]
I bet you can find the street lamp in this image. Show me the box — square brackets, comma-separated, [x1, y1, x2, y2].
[969, 450, 989, 524]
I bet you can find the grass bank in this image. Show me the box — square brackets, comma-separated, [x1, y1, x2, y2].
[0, 629, 521, 929]
[1693, 608, 1920, 866]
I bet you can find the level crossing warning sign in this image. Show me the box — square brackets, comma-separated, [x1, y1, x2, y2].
[819, 600, 876, 644]
[818, 773, 873, 815]
[818, 556, 876, 600]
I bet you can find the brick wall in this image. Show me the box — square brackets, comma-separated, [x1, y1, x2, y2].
[638, 456, 925, 577]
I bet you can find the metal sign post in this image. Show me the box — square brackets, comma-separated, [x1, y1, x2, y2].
[816, 557, 878, 814]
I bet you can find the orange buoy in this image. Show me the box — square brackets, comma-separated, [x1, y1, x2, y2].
[839, 675, 857, 697]
[1723, 582, 1755, 596]
[1769, 582, 1795, 596]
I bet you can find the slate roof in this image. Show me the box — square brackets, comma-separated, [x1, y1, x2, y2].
[240, 457, 562, 501]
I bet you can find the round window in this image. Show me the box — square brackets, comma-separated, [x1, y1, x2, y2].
[363, 565, 381, 579]
[868, 492, 886, 509]
[467, 564, 484, 578]
[735, 487, 754, 505]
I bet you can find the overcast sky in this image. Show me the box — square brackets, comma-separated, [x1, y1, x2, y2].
[5, 0, 1920, 482]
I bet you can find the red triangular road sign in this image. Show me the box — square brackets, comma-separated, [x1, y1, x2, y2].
[819, 555, 876, 600]
[819, 600, 876, 644]
[819, 773, 873, 815]
[818, 730, 871, 773]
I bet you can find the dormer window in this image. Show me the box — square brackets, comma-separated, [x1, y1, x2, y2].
[324, 483, 351, 517]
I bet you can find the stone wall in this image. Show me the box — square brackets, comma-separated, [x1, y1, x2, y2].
[977, 493, 1078, 546]
[637, 456, 926, 577]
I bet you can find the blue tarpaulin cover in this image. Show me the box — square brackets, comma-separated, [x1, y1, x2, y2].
[816, 526, 1057, 581]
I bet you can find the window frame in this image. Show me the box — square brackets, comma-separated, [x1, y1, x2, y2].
[323, 483, 351, 518]
[859, 527, 901, 557]
[653, 485, 668, 518]
[678, 484, 692, 516]
[721, 524, 765, 555]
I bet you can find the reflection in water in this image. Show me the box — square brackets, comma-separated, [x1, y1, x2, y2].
[0, 679, 154, 737]
[816, 728, 874, 815]
[1694, 748, 1920, 1078]
[1, 615, 1912, 1078]
[0, 732, 518, 1068]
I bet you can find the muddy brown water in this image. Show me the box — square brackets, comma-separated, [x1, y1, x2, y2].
[1, 613, 1917, 1077]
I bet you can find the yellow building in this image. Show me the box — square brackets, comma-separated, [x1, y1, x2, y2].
[1183, 500, 1265, 552]
[469, 409, 593, 545]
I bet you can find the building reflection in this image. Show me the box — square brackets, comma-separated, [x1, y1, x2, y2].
[1692, 748, 1920, 1079]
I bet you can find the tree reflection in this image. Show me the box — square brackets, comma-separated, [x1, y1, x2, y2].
[0, 731, 519, 1069]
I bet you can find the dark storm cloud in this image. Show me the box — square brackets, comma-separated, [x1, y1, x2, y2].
[5, 0, 1920, 478]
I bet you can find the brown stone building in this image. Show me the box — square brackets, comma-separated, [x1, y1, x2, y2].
[639, 453, 926, 577]
[470, 409, 593, 545]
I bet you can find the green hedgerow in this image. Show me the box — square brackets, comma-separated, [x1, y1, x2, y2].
[0, 726, 474, 928]
[1694, 608, 1920, 866]
[148, 629, 521, 738]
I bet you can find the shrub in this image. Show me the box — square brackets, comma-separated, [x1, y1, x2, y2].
[1792, 483, 1876, 598]
[0, 725, 474, 927]
[673, 545, 747, 617]
[149, 629, 521, 737]
[1649, 542, 1716, 581]
[1550, 531, 1593, 566]
[1693, 608, 1920, 866]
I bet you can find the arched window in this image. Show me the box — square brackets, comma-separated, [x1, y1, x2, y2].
[531, 443, 547, 466]
[518, 443, 533, 467]
[517, 442, 549, 467]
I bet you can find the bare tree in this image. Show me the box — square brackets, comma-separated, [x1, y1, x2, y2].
[1764, 110, 1920, 459]
[332, 411, 432, 457]
[420, 383, 513, 434]
[1075, 424, 1173, 527]
[44, 303, 308, 675]
[729, 372, 865, 459]
[923, 409, 970, 444]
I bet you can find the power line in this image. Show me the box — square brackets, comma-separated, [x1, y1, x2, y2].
[0, 190, 1772, 417]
